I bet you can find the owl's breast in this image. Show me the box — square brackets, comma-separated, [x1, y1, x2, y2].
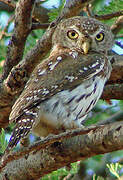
[39, 74, 107, 132]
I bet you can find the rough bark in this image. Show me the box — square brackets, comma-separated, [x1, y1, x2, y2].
[1, 122, 123, 179]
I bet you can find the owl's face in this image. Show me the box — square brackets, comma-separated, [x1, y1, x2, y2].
[52, 16, 114, 54]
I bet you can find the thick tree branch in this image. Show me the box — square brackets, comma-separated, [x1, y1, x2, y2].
[1, 0, 35, 81]
[1, 122, 123, 179]
[102, 83, 123, 100]
[0, 0, 49, 23]
[0, 0, 36, 128]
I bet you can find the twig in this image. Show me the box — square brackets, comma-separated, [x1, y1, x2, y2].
[97, 111, 123, 125]
[0, 15, 14, 40]
[0, 0, 16, 9]
[31, 23, 50, 30]
[95, 11, 123, 20]
[85, 4, 123, 20]
[116, 34, 123, 38]
[53, 0, 93, 25]
[111, 16, 123, 34]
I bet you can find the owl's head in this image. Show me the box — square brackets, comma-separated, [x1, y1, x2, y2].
[52, 16, 114, 54]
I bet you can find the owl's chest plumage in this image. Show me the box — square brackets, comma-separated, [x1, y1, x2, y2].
[33, 75, 107, 137]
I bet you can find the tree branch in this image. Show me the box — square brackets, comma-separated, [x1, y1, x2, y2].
[97, 111, 123, 125]
[111, 16, 123, 35]
[0, 0, 49, 24]
[102, 83, 123, 100]
[1, 122, 123, 179]
[1, 0, 35, 81]
[85, 4, 123, 20]
[31, 23, 50, 30]
[0, 0, 15, 9]
[53, 0, 94, 24]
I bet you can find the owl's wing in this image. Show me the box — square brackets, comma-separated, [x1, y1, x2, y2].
[9, 51, 106, 122]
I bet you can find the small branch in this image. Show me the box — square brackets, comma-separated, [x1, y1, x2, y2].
[111, 16, 123, 35]
[94, 11, 123, 21]
[0, 0, 16, 9]
[85, 4, 123, 20]
[0, 15, 14, 40]
[32, 3, 49, 23]
[31, 23, 50, 30]
[116, 34, 123, 38]
[53, 0, 93, 25]
[97, 111, 123, 125]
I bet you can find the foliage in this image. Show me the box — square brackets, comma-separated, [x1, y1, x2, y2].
[42, 162, 78, 180]
[48, 0, 66, 22]
[93, 0, 123, 34]
[0, 129, 7, 154]
[24, 29, 45, 56]
[107, 163, 121, 179]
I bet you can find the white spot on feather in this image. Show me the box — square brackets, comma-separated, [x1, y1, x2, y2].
[49, 62, 59, 71]
[38, 69, 46, 76]
[65, 75, 75, 82]
[42, 88, 49, 95]
[57, 56, 62, 61]
[69, 51, 78, 59]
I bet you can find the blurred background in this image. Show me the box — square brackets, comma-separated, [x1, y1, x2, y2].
[0, 0, 123, 179]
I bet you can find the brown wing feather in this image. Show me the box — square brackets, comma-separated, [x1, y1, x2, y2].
[9, 51, 106, 122]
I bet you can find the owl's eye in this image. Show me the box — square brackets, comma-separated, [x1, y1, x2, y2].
[67, 30, 79, 40]
[95, 32, 105, 42]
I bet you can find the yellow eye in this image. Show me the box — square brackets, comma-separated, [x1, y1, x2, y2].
[95, 32, 104, 42]
[67, 30, 79, 40]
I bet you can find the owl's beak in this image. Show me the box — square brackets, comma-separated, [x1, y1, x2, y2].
[81, 41, 90, 55]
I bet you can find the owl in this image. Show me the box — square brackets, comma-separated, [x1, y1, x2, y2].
[6, 16, 114, 152]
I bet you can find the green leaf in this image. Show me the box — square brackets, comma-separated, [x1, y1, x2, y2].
[0, 128, 7, 154]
